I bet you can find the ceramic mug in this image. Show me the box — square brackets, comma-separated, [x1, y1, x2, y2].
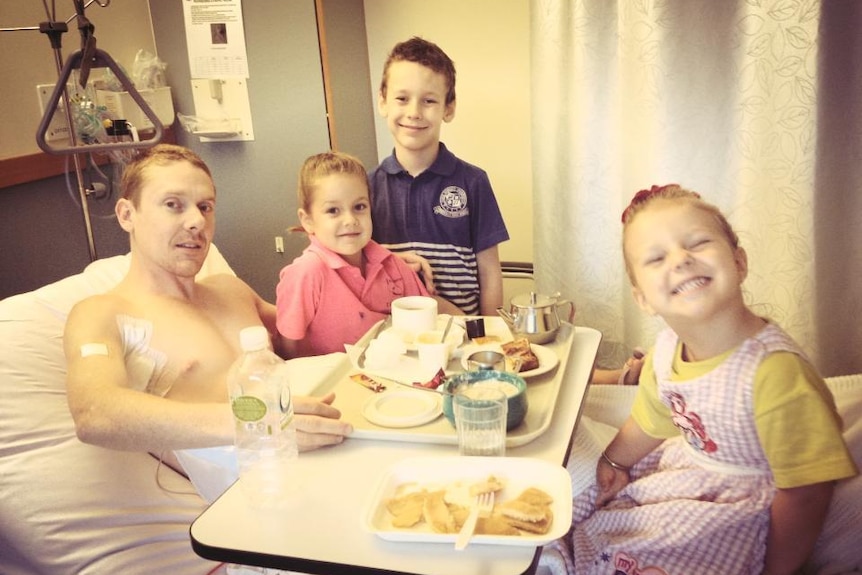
[391, 296, 437, 341]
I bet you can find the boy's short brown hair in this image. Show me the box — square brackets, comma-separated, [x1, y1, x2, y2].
[380, 36, 456, 105]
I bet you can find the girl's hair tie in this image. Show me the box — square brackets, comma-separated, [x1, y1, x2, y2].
[621, 183, 697, 223]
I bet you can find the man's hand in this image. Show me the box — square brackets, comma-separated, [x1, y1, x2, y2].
[293, 392, 353, 451]
[395, 252, 436, 294]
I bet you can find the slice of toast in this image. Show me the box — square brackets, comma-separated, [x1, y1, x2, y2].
[501, 337, 539, 372]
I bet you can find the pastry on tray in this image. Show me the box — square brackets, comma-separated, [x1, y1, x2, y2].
[501, 337, 540, 372]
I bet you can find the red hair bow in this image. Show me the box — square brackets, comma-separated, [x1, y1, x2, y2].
[621, 184, 689, 223]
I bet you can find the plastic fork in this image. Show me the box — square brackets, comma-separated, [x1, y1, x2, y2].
[454, 491, 495, 550]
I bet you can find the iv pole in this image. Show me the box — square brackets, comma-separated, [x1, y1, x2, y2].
[2, 0, 164, 262]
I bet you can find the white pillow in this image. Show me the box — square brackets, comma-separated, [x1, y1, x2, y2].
[804, 374, 862, 574]
[0, 246, 234, 575]
[34, 243, 235, 320]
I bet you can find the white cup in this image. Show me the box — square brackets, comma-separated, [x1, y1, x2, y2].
[416, 330, 451, 372]
[453, 387, 507, 457]
[391, 296, 437, 341]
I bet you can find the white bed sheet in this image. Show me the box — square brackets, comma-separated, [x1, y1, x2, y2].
[0, 247, 234, 575]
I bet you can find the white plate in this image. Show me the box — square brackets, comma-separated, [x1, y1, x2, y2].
[362, 390, 442, 428]
[460, 342, 559, 379]
[382, 315, 465, 351]
[362, 456, 572, 546]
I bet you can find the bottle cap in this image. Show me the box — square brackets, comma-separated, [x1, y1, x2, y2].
[239, 326, 270, 352]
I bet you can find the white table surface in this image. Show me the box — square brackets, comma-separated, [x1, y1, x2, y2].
[190, 325, 601, 575]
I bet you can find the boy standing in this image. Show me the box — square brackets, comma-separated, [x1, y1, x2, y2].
[369, 37, 509, 316]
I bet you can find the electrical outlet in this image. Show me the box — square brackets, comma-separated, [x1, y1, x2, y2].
[36, 83, 70, 141]
[275, 236, 285, 253]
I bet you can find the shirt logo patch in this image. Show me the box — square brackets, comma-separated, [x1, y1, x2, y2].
[433, 186, 468, 218]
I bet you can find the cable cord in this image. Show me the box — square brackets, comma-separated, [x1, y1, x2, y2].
[153, 451, 198, 496]
[63, 153, 120, 220]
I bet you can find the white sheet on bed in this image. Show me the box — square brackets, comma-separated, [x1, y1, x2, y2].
[0, 247, 235, 575]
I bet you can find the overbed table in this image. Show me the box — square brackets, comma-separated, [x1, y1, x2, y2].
[190, 325, 601, 575]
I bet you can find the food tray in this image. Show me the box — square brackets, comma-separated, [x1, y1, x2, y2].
[307, 316, 593, 448]
[362, 456, 572, 545]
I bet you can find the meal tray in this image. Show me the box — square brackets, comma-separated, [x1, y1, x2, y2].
[309, 317, 593, 448]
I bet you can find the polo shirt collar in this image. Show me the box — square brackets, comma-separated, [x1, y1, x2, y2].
[306, 235, 389, 268]
[306, 235, 350, 269]
[381, 142, 456, 177]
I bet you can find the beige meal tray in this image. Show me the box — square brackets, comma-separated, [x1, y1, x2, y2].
[308, 317, 599, 448]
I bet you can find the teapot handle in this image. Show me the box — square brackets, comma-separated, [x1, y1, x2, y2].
[557, 299, 576, 323]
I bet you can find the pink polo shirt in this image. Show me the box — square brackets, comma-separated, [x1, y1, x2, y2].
[276, 236, 428, 357]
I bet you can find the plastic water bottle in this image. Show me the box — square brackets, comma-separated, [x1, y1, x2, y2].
[227, 326, 298, 508]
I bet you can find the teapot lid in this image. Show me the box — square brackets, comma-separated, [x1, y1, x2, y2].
[511, 291, 559, 309]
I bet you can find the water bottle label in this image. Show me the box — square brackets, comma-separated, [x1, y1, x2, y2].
[231, 395, 267, 422]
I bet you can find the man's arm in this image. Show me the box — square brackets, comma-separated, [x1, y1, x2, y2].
[64, 297, 236, 452]
[476, 245, 504, 316]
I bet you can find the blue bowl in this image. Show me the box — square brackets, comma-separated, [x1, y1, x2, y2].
[442, 370, 528, 431]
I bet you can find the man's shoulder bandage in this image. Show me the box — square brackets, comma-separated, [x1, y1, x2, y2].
[80, 343, 109, 357]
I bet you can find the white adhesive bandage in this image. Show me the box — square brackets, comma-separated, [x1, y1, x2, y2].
[80, 343, 109, 357]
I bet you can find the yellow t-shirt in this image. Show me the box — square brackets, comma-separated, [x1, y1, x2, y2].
[632, 346, 858, 489]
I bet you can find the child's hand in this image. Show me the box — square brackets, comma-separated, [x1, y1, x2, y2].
[396, 252, 436, 294]
[595, 455, 631, 507]
[619, 348, 646, 385]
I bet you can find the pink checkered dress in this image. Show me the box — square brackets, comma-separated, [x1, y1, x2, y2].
[542, 323, 804, 575]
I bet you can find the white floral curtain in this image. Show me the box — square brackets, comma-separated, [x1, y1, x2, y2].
[531, 0, 862, 377]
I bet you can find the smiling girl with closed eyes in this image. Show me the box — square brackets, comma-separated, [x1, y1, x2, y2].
[541, 184, 857, 575]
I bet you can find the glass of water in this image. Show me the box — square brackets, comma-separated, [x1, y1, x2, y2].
[453, 387, 508, 456]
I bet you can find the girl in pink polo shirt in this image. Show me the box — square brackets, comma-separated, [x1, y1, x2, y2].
[275, 152, 430, 357]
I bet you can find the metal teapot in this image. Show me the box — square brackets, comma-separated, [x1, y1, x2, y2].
[497, 291, 575, 344]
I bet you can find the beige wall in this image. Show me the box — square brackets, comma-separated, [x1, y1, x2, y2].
[0, 2, 156, 159]
[363, 0, 533, 266]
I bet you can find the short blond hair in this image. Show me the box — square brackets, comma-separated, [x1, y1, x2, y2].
[120, 144, 213, 206]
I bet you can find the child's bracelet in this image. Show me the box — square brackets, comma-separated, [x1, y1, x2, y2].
[600, 450, 631, 472]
